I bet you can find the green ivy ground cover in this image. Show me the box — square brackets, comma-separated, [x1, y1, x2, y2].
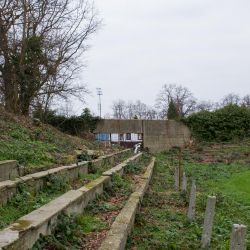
[0, 112, 103, 166]
[0, 173, 69, 229]
[31, 154, 152, 249]
[0, 151, 136, 230]
[126, 153, 250, 249]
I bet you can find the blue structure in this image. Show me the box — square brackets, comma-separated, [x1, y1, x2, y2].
[94, 133, 110, 143]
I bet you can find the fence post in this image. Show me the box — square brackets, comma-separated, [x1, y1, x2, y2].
[201, 196, 216, 248]
[179, 149, 181, 189]
[175, 168, 179, 190]
[229, 224, 247, 250]
[188, 180, 196, 219]
[181, 172, 188, 204]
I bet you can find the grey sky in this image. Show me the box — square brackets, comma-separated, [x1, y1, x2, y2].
[74, 0, 250, 116]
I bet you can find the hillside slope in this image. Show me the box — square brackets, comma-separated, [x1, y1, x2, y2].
[0, 109, 112, 169]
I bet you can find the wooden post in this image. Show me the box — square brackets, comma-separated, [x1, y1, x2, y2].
[175, 168, 179, 190]
[179, 149, 181, 189]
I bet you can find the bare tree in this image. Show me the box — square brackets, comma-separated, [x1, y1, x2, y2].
[126, 101, 135, 119]
[155, 84, 197, 118]
[110, 99, 158, 120]
[134, 100, 147, 119]
[145, 106, 157, 119]
[110, 99, 127, 119]
[0, 0, 102, 115]
[241, 95, 250, 109]
[221, 93, 241, 106]
[196, 100, 215, 112]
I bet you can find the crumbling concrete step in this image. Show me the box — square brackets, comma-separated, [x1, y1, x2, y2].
[98, 157, 156, 250]
[0, 149, 132, 206]
[0, 176, 110, 250]
[102, 153, 143, 177]
[0, 160, 19, 182]
[0, 150, 140, 250]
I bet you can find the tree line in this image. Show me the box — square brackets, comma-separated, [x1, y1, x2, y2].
[0, 0, 102, 116]
[107, 84, 250, 119]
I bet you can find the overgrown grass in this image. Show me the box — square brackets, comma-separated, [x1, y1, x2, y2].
[0, 120, 80, 165]
[0, 173, 69, 229]
[126, 152, 250, 249]
[0, 115, 106, 166]
[31, 155, 149, 249]
[32, 173, 134, 249]
[0, 150, 137, 230]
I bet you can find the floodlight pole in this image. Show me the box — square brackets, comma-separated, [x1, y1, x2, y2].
[96, 88, 103, 117]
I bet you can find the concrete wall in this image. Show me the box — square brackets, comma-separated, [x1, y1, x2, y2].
[0, 153, 142, 250]
[94, 119, 191, 153]
[0, 149, 131, 206]
[0, 161, 19, 182]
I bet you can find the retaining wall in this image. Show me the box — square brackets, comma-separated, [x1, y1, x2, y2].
[94, 119, 191, 153]
[98, 157, 155, 250]
[0, 149, 131, 206]
[0, 161, 19, 182]
[0, 152, 142, 250]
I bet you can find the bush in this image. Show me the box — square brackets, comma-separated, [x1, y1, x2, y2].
[34, 108, 101, 137]
[181, 104, 250, 142]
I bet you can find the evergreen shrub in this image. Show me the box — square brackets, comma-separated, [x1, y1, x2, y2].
[34, 108, 101, 137]
[167, 99, 179, 119]
[181, 104, 250, 142]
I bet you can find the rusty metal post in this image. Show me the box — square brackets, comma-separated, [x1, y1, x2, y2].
[179, 149, 181, 189]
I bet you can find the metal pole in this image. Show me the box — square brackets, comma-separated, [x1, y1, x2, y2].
[96, 88, 102, 117]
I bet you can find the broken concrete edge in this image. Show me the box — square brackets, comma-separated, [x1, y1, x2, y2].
[124, 152, 143, 164]
[0, 149, 133, 206]
[98, 149, 132, 160]
[0, 175, 111, 250]
[98, 156, 155, 250]
[102, 153, 143, 177]
[141, 157, 156, 180]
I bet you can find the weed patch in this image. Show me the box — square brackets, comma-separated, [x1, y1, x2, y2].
[0, 174, 69, 229]
[32, 157, 149, 249]
[126, 149, 250, 249]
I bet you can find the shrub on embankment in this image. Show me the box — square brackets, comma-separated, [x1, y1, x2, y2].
[181, 104, 250, 142]
[34, 108, 101, 137]
[0, 109, 98, 165]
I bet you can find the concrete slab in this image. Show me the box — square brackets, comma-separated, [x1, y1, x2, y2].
[91, 159, 103, 169]
[0, 160, 19, 182]
[0, 190, 84, 250]
[98, 157, 155, 250]
[0, 150, 129, 206]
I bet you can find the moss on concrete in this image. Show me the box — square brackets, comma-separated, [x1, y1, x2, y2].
[11, 219, 32, 231]
[62, 155, 76, 165]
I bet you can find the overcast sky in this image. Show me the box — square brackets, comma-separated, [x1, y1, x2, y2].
[73, 0, 250, 116]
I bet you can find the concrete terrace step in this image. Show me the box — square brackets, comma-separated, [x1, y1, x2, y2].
[98, 157, 156, 250]
[0, 152, 143, 250]
[0, 149, 132, 206]
[0, 161, 19, 182]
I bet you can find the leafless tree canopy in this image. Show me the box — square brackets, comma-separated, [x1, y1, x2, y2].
[155, 84, 197, 118]
[196, 100, 216, 112]
[111, 99, 157, 120]
[221, 93, 241, 106]
[241, 95, 250, 109]
[0, 0, 102, 115]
